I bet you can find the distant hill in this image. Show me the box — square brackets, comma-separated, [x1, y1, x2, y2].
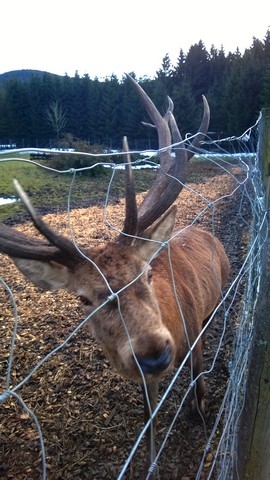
[0, 69, 61, 85]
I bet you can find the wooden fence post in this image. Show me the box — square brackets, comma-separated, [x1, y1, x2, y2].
[235, 108, 270, 479]
[260, 108, 270, 207]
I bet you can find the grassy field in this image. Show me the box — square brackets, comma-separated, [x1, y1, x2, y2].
[0, 153, 156, 223]
[0, 150, 213, 224]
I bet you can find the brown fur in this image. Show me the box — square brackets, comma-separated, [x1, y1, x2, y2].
[68, 224, 230, 385]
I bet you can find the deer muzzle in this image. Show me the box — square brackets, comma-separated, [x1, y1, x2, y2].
[136, 342, 173, 376]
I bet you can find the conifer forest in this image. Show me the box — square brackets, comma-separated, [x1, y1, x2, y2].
[0, 31, 270, 149]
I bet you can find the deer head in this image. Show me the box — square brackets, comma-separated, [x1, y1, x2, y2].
[0, 75, 210, 382]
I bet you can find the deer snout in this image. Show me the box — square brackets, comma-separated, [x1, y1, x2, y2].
[136, 342, 173, 375]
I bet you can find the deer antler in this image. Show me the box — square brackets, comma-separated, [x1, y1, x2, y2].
[120, 136, 138, 241]
[125, 74, 210, 234]
[0, 179, 82, 268]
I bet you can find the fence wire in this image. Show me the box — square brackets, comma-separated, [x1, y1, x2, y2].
[0, 117, 267, 479]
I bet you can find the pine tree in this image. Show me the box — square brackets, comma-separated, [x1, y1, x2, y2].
[184, 40, 210, 101]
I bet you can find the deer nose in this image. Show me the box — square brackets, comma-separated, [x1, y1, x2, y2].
[136, 343, 173, 375]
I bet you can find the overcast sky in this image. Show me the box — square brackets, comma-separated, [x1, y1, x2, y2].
[1, 0, 269, 80]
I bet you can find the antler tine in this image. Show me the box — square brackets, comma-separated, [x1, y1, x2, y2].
[165, 95, 210, 175]
[126, 74, 172, 163]
[187, 95, 210, 159]
[10, 179, 82, 264]
[0, 222, 74, 265]
[118, 136, 138, 244]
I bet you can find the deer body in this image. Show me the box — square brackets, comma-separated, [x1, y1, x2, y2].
[0, 75, 230, 477]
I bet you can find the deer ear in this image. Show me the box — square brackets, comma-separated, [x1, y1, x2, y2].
[12, 258, 72, 291]
[136, 205, 177, 262]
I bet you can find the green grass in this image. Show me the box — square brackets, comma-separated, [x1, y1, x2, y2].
[0, 154, 155, 223]
[0, 152, 215, 224]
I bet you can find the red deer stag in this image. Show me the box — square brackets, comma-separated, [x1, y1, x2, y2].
[0, 75, 230, 478]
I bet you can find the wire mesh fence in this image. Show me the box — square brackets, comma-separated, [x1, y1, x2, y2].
[0, 116, 267, 479]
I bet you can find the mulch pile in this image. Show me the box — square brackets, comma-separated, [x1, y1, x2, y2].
[0, 160, 252, 479]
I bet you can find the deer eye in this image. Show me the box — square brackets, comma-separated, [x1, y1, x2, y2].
[147, 268, 153, 284]
[78, 295, 93, 307]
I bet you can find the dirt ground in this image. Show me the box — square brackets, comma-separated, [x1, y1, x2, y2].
[0, 159, 252, 480]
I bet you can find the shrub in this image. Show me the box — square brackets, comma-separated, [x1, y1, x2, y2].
[49, 133, 111, 177]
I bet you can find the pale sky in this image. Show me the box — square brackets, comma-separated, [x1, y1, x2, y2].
[1, 0, 269, 80]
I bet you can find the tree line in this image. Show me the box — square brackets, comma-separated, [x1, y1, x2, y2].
[0, 30, 270, 150]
